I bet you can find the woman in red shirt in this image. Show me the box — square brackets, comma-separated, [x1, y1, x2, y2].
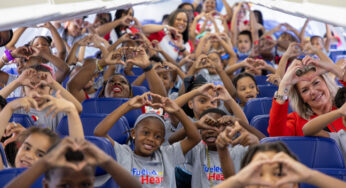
[143, 9, 192, 62]
[268, 56, 346, 136]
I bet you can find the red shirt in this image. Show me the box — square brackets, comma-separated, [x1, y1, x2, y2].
[268, 99, 346, 136]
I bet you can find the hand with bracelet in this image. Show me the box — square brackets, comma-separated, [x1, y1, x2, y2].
[275, 59, 305, 104]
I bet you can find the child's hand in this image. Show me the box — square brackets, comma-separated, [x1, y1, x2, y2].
[266, 73, 281, 86]
[11, 46, 32, 59]
[233, 153, 273, 187]
[9, 97, 39, 112]
[78, 139, 113, 168]
[125, 46, 151, 69]
[196, 83, 216, 96]
[339, 102, 346, 117]
[161, 97, 180, 114]
[118, 15, 133, 27]
[271, 152, 311, 186]
[284, 42, 302, 58]
[128, 93, 151, 109]
[30, 46, 51, 57]
[76, 35, 93, 47]
[195, 115, 219, 131]
[194, 54, 213, 70]
[2, 122, 26, 146]
[37, 71, 55, 88]
[43, 137, 84, 171]
[213, 85, 232, 102]
[38, 90, 76, 117]
[216, 126, 233, 149]
[104, 48, 125, 66]
[16, 68, 37, 87]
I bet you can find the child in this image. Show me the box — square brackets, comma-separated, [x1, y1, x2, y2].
[302, 87, 346, 164]
[236, 31, 253, 60]
[0, 92, 84, 169]
[214, 142, 346, 188]
[5, 137, 141, 188]
[181, 109, 260, 188]
[0, 65, 82, 131]
[232, 72, 259, 108]
[94, 92, 201, 187]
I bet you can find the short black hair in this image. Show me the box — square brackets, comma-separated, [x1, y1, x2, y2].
[0, 30, 13, 47]
[232, 72, 257, 88]
[238, 30, 253, 43]
[200, 108, 227, 119]
[0, 95, 7, 110]
[335, 87, 346, 108]
[310, 35, 324, 45]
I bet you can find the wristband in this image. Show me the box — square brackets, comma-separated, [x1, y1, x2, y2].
[142, 64, 153, 72]
[163, 25, 169, 34]
[4, 49, 14, 61]
[96, 59, 103, 72]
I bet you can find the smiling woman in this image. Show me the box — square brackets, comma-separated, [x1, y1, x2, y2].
[268, 56, 346, 136]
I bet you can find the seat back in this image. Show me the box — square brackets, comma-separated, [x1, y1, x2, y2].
[254, 76, 272, 86]
[250, 114, 270, 137]
[81, 98, 142, 128]
[57, 114, 130, 144]
[121, 67, 143, 75]
[329, 50, 346, 62]
[0, 168, 44, 188]
[244, 97, 273, 122]
[10, 114, 35, 128]
[0, 144, 8, 167]
[260, 137, 345, 168]
[257, 85, 278, 98]
[132, 86, 148, 96]
[125, 75, 149, 89]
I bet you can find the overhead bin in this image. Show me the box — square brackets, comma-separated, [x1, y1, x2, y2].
[0, 0, 162, 31]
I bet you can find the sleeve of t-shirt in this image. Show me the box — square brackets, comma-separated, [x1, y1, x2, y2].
[113, 140, 133, 158]
[148, 31, 166, 42]
[229, 145, 248, 172]
[161, 141, 185, 165]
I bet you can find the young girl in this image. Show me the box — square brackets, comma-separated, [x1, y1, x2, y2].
[214, 142, 346, 188]
[0, 65, 82, 131]
[94, 92, 201, 187]
[5, 137, 141, 188]
[303, 87, 346, 164]
[232, 72, 259, 108]
[0, 91, 84, 169]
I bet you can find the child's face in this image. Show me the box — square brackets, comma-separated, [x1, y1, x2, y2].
[32, 37, 50, 49]
[23, 73, 52, 106]
[207, 53, 221, 75]
[15, 133, 51, 168]
[203, 0, 216, 13]
[237, 35, 252, 53]
[311, 37, 324, 51]
[200, 113, 224, 149]
[132, 118, 165, 157]
[278, 33, 293, 43]
[236, 76, 258, 105]
[44, 167, 95, 188]
[157, 71, 173, 92]
[67, 21, 82, 37]
[188, 89, 218, 119]
[105, 75, 131, 98]
[246, 151, 297, 188]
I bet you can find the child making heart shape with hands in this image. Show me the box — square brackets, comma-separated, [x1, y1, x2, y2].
[0, 90, 84, 169]
[215, 142, 346, 188]
[94, 92, 201, 188]
[5, 137, 141, 188]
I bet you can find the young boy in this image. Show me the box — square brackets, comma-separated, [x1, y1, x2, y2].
[303, 87, 346, 164]
[5, 137, 141, 188]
